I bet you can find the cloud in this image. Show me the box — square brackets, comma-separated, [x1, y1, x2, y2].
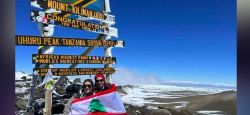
[112, 66, 162, 85]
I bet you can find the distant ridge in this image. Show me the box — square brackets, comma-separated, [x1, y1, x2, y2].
[162, 81, 236, 90]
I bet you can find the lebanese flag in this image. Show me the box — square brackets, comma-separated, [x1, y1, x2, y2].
[69, 84, 127, 115]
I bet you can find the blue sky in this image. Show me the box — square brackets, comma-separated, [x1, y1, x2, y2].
[16, 0, 236, 85]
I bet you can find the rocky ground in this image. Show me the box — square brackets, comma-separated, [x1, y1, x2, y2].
[15, 73, 236, 115]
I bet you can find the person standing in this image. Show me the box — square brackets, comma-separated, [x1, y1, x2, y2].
[81, 79, 95, 97]
[63, 79, 95, 114]
[94, 74, 112, 93]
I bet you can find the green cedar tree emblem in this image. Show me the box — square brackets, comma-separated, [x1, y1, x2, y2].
[88, 98, 106, 112]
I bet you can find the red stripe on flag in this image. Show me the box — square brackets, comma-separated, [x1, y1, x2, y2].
[86, 112, 127, 115]
[71, 84, 117, 104]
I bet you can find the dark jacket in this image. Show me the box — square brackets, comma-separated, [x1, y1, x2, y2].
[94, 83, 112, 93]
[80, 90, 94, 98]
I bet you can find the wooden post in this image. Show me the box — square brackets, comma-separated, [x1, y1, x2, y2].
[41, 24, 55, 115]
[26, 74, 38, 113]
[104, 0, 111, 13]
[104, 43, 113, 84]
[44, 90, 52, 115]
[104, 0, 113, 84]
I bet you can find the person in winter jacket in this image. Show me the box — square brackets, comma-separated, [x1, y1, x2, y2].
[80, 79, 95, 97]
[63, 79, 95, 114]
[94, 74, 112, 93]
[65, 84, 82, 98]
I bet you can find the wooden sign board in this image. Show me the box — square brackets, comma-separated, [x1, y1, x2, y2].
[34, 67, 115, 76]
[30, 0, 113, 22]
[32, 54, 116, 64]
[30, 10, 118, 37]
[16, 35, 125, 47]
[31, 0, 105, 11]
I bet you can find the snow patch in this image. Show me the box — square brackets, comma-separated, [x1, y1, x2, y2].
[120, 84, 230, 107]
[15, 87, 28, 94]
[164, 81, 236, 91]
[172, 101, 189, 109]
[76, 16, 93, 21]
[52, 90, 63, 96]
[36, 98, 45, 103]
[197, 110, 223, 114]
[31, 1, 42, 9]
[45, 8, 61, 14]
[15, 72, 32, 80]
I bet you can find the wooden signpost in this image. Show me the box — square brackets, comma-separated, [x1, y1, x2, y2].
[34, 67, 115, 76]
[31, 0, 115, 25]
[16, 35, 124, 47]
[16, 0, 121, 114]
[31, 0, 106, 20]
[32, 54, 117, 64]
[30, 10, 118, 37]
